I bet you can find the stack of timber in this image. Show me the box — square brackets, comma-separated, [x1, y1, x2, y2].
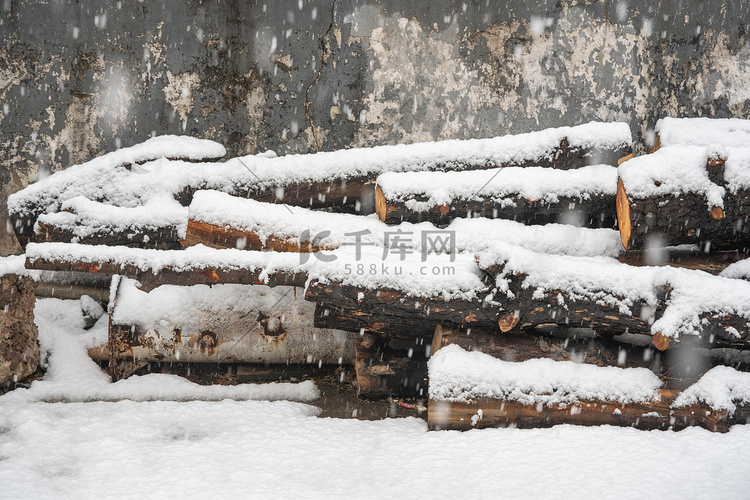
[8, 121, 632, 250]
[11, 118, 750, 432]
[428, 326, 750, 432]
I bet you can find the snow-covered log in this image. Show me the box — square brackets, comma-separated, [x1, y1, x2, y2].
[431, 325, 664, 370]
[375, 165, 618, 227]
[9, 123, 631, 249]
[477, 243, 750, 350]
[617, 145, 750, 250]
[9, 136, 225, 248]
[35, 197, 186, 250]
[427, 344, 749, 432]
[185, 190, 625, 258]
[108, 277, 353, 380]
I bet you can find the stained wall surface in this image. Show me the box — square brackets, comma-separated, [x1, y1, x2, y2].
[1, 0, 749, 255]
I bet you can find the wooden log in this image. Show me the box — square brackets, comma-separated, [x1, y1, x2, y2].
[617, 148, 750, 251]
[183, 219, 334, 253]
[107, 279, 354, 380]
[479, 257, 750, 351]
[616, 249, 748, 275]
[431, 325, 661, 370]
[428, 391, 747, 432]
[375, 166, 618, 227]
[25, 255, 307, 292]
[0, 274, 39, 388]
[305, 280, 497, 335]
[35, 219, 183, 250]
[354, 332, 429, 398]
[617, 183, 750, 251]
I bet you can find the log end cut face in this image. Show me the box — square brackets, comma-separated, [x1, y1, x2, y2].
[616, 177, 631, 250]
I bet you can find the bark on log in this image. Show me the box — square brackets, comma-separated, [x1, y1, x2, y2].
[35, 219, 183, 250]
[376, 186, 616, 228]
[431, 325, 661, 370]
[305, 280, 497, 335]
[183, 219, 334, 253]
[481, 268, 750, 351]
[0, 274, 39, 388]
[617, 158, 750, 251]
[428, 391, 747, 432]
[25, 256, 307, 292]
[354, 332, 429, 398]
[616, 249, 748, 275]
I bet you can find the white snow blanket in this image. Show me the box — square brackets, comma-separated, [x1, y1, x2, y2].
[656, 117, 750, 148]
[618, 145, 750, 210]
[376, 164, 617, 212]
[9, 122, 630, 218]
[428, 344, 662, 405]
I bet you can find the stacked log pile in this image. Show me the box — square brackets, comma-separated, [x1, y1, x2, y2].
[8, 119, 750, 432]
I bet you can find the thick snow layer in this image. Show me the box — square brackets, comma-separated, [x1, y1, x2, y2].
[428, 345, 662, 405]
[190, 190, 623, 257]
[0, 255, 41, 279]
[674, 366, 750, 413]
[476, 242, 750, 339]
[25, 242, 487, 300]
[656, 117, 750, 148]
[617, 145, 725, 207]
[0, 298, 749, 499]
[376, 164, 617, 212]
[37, 194, 189, 240]
[8, 123, 629, 219]
[719, 258, 750, 280]
[7, 135, 226, 216]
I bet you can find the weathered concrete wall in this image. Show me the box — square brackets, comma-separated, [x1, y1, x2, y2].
[1, 0, 749, 255]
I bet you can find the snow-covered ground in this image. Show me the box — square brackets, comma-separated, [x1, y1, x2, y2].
[1, 298, 749, 499]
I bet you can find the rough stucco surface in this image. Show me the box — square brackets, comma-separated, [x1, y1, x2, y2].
[1, 0, 749, 255]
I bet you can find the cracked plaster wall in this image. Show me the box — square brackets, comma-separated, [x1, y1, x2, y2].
[1, 0, 749, 255]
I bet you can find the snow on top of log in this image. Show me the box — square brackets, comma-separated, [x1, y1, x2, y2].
[656, 117, 750, 148]
[111, 278, 321, 332]
[428, 344, 662, 405]
[723, 147, 750, 194]
[376, 164, 617, 211]
[24, 242, 487, 300]
[37, 195, 189, 240]
[476, 242, 750, 340]
[617, 146, 726, 207]
[0, 255, 41, 279]
[8, 122, 629, 217]
[197, 121, 630, 185]
[619, 145, 750, 206]
[673, 366, 750, 413]
[189, 190, 623, 258]
[8, 135, 225, 215]
[719, 258, 750, 280]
